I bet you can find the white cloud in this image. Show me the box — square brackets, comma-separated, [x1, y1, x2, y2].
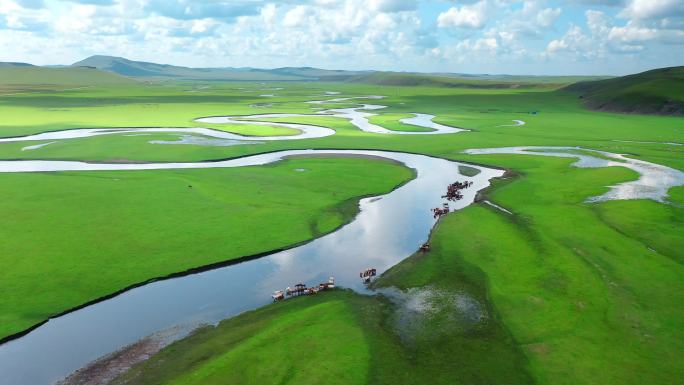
[474, 37, 498, 51]
[437, 1, 488, 29]
[283, 5, 307, 27]
[537, 7, 561, 27]
[586, 9, 611, 36]
[491, 1, 562, 42]
[0, 0, 682, 75]
[620, 0, 684, 20]
[608, 23, 658, 42]
[546, 25, 597, 59]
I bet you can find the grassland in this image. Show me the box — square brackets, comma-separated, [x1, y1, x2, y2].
[113, 155, 683, 385]
[565, 66, 684, 115]
[0, 157, 413, 340]
[1, 81, 681, 169]
[200, 121, 300, 136]
[112, 287, 532, 385]
[0, 68, 683, 384]
[368, 113, 434, 132]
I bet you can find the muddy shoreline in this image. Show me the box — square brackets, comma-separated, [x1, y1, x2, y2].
[56, 332, 179, 385]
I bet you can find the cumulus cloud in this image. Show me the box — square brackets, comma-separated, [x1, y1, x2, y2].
[620, 0, 684, 20]
[283, 5, 307, 27]
[537, 7, 561, 27]
[0, 0, 682, 75]
[546, 24, 599, 59]
[586, 9, 611, 35]
[437, 1, 488, 29]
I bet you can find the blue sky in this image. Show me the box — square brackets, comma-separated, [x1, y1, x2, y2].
[0, 0, 682, 75]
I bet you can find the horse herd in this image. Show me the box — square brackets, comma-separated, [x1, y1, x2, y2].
[271, 179, 473, 301]
[432, 180, 473, 219]
[271, 277, 336, 301]
[360, 268, 377, 284]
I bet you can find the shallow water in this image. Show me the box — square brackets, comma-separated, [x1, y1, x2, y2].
[21, 141, 55, 151]
[399, 113, 466, 134]
[464, 146, 684, 202]
[0, 150, 503, 385]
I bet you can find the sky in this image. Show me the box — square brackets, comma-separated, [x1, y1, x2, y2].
[0, 0, 682, 75]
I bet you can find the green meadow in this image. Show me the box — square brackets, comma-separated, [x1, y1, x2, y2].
[0, 157, 413, 339]
[108, 156, 684, 385]
[0, 68, 682, 384]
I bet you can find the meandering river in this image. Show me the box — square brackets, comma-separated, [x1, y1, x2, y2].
[0, 150, 503, 385]
[0, 96, 681, 385]
[0, 96, 465, 148]
[464, 146, 684, 202]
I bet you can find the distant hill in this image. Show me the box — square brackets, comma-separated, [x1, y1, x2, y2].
[72, 55, 364, 81]
[350, 72, 601, 89]
[267, 67, 369, 81]
[0, 62, 35, 68]
[66, 55, 618, 86]
[0, 66, 135, 86]
[564, 66, 684, 115]
[431, 73, 610, 84]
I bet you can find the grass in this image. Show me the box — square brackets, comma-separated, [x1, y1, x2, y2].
[112, 155, 684, 385]
[2, 81, 681, 170]
[112, 285, 533, 385]
[0, 66, 134, 87]
[353, 72, 570, 89]
[0, 72, 683, 384]
[198, 121, 300, 137]
[0, 157, 413, 340]
[458, 165, 481, 176]
[368, 113, 434, 132]
[421, 155, 684, 385]
[111, 291, 370, 385]
[565, 66, 684, 115]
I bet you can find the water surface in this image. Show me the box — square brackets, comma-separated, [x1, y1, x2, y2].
[465, 146, 684, 202]
[0, 150, 503, 385]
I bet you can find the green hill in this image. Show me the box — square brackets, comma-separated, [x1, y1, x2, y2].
[564, 66, 684, 115]
[351, 72, 591, 89]
[268, 66, 368, 80]
[0, 66, 135, 86]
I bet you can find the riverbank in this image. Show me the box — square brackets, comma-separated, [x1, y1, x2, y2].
[0, 156, 414, 342]
[105, 153, 683, 385]
[1, 79, 682, 385]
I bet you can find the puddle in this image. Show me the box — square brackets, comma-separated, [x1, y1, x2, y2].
[379, 286, 487, 345]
